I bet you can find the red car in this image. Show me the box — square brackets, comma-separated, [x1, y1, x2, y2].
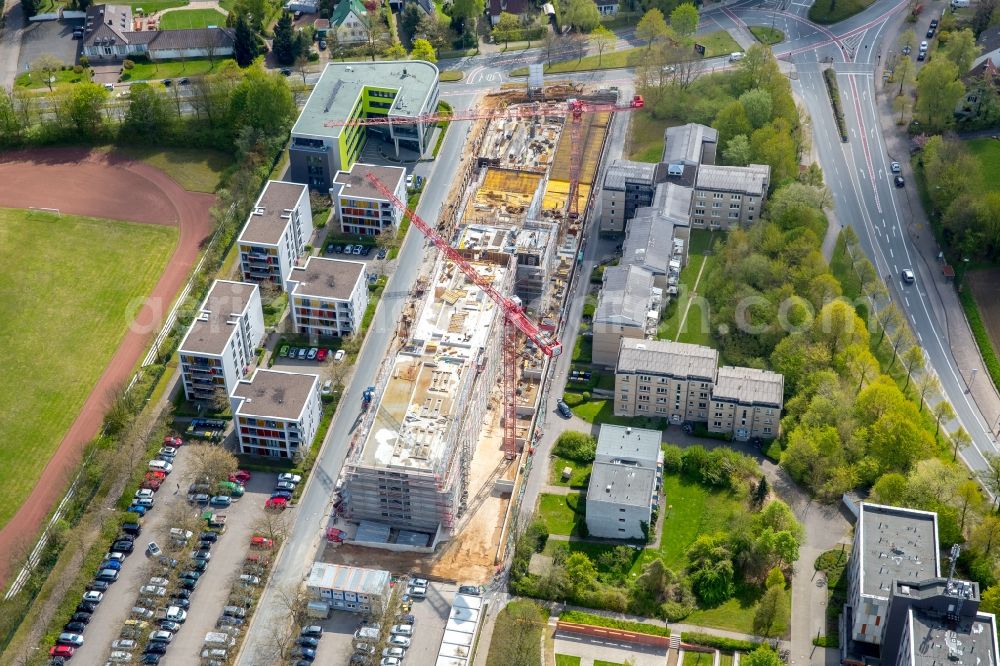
[147, 470, 166, 480]
[230, 470, 251, 484]
[317, 348, 328, 362]
[50, 645, 75, 658]
[265, 497, 287, 511]
[250, 536, 274, 549]
[164, 435, 184, 447]
[141, 478, 162, 491]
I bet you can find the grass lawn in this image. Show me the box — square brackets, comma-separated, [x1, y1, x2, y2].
[121, 58, 231, 82]
[116, 146, 230, 193]
[658, 229, 719, 345]
[158, 7, 226, 28]
[556, 657, 582, 666]
[129, 0, 188, 11]
[439, 70, 464, 81]
[0, 208, 177, 531]
[684, 582, 766, 634]
[549, 456, 591, 488]
[719, 654, 735, 666]
[15, 68, 91, 90]
[510, 31, 739, 76]
[626, 110, 678, 163]
[966, 138, 1000, 193]
[538, 492, 586, 536]
[572, 334, 593, 363]
[682, 653, 714, 666]
[749, 26, 785, 44]
[808, 0, 875, 23]
[486, 600, 545, 666]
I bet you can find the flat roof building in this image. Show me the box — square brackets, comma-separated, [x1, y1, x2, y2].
[287, 256, 368, 339]
[289, 61, 440, 190]
[599, 159, 663, 234]
[330, 162, 407, 236]
[238, 180, 314, 290]
[230, 369, 321, 459]
[595, 424, 662, 468]
[692, 164, 770, 229]
[592, 264, 660, 367]
[305, 563, 391, 614]
[709, 366, 784, 441]
[587, 424, 663, 540]
[663, 123, 718, 167]
[179, 280, 265, 403]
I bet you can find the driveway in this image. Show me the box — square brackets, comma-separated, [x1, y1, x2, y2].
[18, 19, 80, 71]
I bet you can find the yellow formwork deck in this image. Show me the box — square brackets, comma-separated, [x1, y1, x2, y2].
[482, 168, 542, 196]
[541, 179, 592, 212]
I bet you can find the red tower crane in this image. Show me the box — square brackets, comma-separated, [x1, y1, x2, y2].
[365, 172, 562, 460]
[327, 95, 644, 217]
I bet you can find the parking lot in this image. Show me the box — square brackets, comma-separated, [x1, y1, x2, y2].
[18, 19, 80, 71]
[62, 439, 284, 665]
[308, 581, 459, 665]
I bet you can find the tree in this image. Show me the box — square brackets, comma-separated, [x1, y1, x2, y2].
[186, 443, 238, 486]
[974, 515, 1000, 555]
[123, 82, 175, 138]
[669, 2, 698, 39]
[844, 344, 879, 392]
[886, 325, 915, 369]
[742, 646, 784, 666]
[411, 38, 437, 62]
[900, 345, 925, 391]
[765, 566, 785, 589]
[636, 8, 668, 50]
[65, 82, 108, 138]
[932, 400, 956, 440]
[916, 58, 965, 131]
[564, 552, 598, 594]
[943, 28, 981, 74]
[31, 54, 63, 93]
[951, 426, 972, 462]
[982, 585, 1000, 615]
[384, 42, 407, 58]
[980, 453, 1000, 509]
[252, 509, 291, 543]
[871, 472, 909, 505]
[898, 28, 916, 52]
[451, 0, 483, 29]
[400, 2, 423, 41]
[915, 373, 941, 412]
[739, 88, 773, 129]
[712, 100, 752, 147]
[811, 300, 868, 356]
[233, 13, 260, 68]
[956, 480, 984, 535]
[273, 11, 298, 66]
[490, 602, 546, 666]
[563, 0, 600, 32]
[492, 11, 521, 48]
[972, 0, 997, 37]
[20, 0, 39, 17]
[752, 585, 788, 637]
[591, 25, 615, 65]
[722, 134, 751, 166]
[542, 30, 559, 65]
[752, 476, 769, 508]
[749, 118, 799, 184]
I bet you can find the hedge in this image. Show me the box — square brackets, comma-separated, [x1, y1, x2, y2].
[823, 68, 849, 142]
[958, 287, 1000, 397]
[559, 610, 670, 637]
[680, 632, 764, 652]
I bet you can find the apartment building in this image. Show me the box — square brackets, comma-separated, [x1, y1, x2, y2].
[614, 338, 718, 424]
[306, 563, 391, 613]
[330, 162, 407, 236]
[592, 264, 660, 367]
[289, 61, 440, 189]
[230, 369, 321, 459]
[621, 184, 690, 289]
[691, 164, 770, 229]
[708, 366, 784, 441]
[586, 425, 662, 540]
[845, 503, 999, 666]
[238, 180, 314, 290]
[599, 160, 663, 234]
[287, 256, 368, 338]
[179, 280, 265, 403]
[662, 123, 718, 166]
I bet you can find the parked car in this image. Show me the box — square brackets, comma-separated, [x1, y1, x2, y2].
[279, 345, 290, 357]
[275, 481, 296, 492]
[890, 161, 901, 173]
[112, 639, 137, 650]
[292, 647, 317, 661]
[109, 652, 134, 663]
[148, 460, 172, 474]
[144, 641, 167, 653]
[334, 349, 346, 363]
[556, 399, 572, 418]
[388, 635, 411, 648]
[148, 577, 169, 587]
[297, 347, 308, 359]
[159, 620, 181, 632]
[127, 505, 147, 516]
[317, 348, 328, 362]
[140, 586, 167, 597]
[224, 605, 248, 618]
[408, 585, 427, 598]
[231, 470, 251, 484]
[99, 559, 122, 571]
[307, 347, 318, 360]
[134, 497, 154, 508]
[57, 633, 84, 647]
[271, 490, 293, 501]
[377, 248, 388, 260]
[210, 495, 232, 508]
[301, 625, 323, 638]
[380, 658, 401, 666]
[77, 601, 98, 614]
[322, 379, 333, 395]
[250, 536, 274, 549]
[458, 585, 480, 595]
[169, 598, 190, 609]
[278, 473, 302, 484]
[382, 647, 405, 659]
[148, 630, 173, 643]
[164, 435, 183, 447]
[64, 621, 87, 633]
[191, 549, 212, 561]
[88, 579, 110, 592]
[218, 615, 244, 627]
[49, 646, 74, 658]
[265, 497, 288, 510]
[70, 612, 91, 624]
[894, 175, 905, 187]
[135, 489, 155, 500]
[299, 636, 320, 648]
[396, 613, 416, 624]
[239, 574, 261, 586]
[390, 624, 413, 637]
[141, 654, 162, 664]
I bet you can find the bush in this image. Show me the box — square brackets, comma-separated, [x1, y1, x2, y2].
[308, 51, 319, 61]
[122, 59, 135, 70]
[823, 68, 848, 142]
[73, 65, 83, 74]
[681, 632, 764, 652]
[559, 610, 670, 637]
[562, 391, 586, 407]
[662, 444, 683, 472]
[79, 55, 89, 67]
[553, 431, 596, 462]
[959, 288, 1000, 401]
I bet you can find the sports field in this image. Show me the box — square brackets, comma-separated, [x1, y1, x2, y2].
[0, 208, 177, 530]
[158, 8, 227, 29]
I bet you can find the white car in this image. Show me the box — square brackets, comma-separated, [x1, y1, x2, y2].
[169, 528, 193, 542]
[148, 460, 173, 474]
[901, 268, 915, 284]
[408, 585, 427, 598]
[390, 624, 413, 637]
[890, 161, 901, 173]
[103, 552, 126, 563]
[381, 658, 402, 666]
[57, 633, 84, 647]
[146, 541, 162, 557]
[406, 174, 415, 189]
[409, 577, 428, 588]
[109, 651, 132, 663]
[383, 647, 406, 658]
[334, 349, 346, 363]
[388, 635, 412, 648]
[82, 590, 103, 604]
[139, 585, 167, 597]
[111, 639, 136, 650]
[166, 606, 187, 622]
[148, 630, 173, 643]
[278, 473, 302, 485]
[135, 489, 155, 500]
[239, 574, 261, 586]
[149, 577, 169, 587]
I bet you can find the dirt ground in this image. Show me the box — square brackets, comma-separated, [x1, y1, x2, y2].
[322, 403, 515, 584]
[0, 147, 215, 586]
[967, 268, 1000, 362]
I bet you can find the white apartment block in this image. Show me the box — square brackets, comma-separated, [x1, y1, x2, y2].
[238, 180, 314, 290]
[614, 338, 717, 424]
[708, 366, 784, 441]
[330, 163, 406, 236]
[230, 369, 321, 459]
[179, 280, 265, 403]
[586, 425, 663, 540]
[691, 164, 770, 229]
[287, 257, 368, 338]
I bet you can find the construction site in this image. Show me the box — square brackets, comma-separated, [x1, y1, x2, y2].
[323, 85, 629, 582]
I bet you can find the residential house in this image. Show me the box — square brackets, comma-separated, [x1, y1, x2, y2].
[306, 563, 391, 613]
[238, 180, 314, 290]
[81, 4, 234, 60]
[330, 162, 407, 236]
[488, 0, 530, 25]
[585, 424, 662, 540]
[973, 24, 1000, 70]
[621, 183, 691, 289]
[845, 503, 999, 666]
[592, 264, 660, 367]
[614, 338, 718, 423]
[707, 366, 783, 441]
[179, 280, 265, 403]
[230, 368, 321, 459]
[289, 61, 440, 188]
[599, 160, 663, 234]
[287, 256, 369, 338]
[330, 0, 370, 44]
[662, 123, 718, 166]
[691, 164, 770, 229]
[593, 0, 618, 15]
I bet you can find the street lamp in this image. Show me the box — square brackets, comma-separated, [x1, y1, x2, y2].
[967, 368, 979, 394]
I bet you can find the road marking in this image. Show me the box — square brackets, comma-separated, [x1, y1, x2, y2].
[890, 247, 894, 258]
[905, 296, 911, 307]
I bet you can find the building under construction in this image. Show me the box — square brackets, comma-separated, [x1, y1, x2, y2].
[454, 221, 557, 309]
[340, 255, 514, 546]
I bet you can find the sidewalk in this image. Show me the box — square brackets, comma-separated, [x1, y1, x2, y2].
[870, 15, 1000, 437]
